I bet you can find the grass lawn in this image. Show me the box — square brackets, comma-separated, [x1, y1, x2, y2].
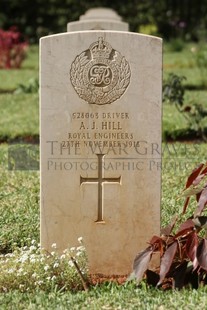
[163, 42, 205, 86]
[0, 46, 39, 92]
[0, 93, 39, 141]
[0, 41, 207, 308]
[1, 283, 207, 309]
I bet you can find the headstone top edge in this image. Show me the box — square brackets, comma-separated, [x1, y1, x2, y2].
[40, 30, 163, 42]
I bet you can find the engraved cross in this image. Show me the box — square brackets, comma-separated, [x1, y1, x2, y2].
[80, 154, 121, 223]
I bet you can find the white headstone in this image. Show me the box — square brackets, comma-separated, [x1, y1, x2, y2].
[40, 15, 162, 277]
[67, 8, 128, 32]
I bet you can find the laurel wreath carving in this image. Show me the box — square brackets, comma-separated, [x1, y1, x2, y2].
[70, 50, 131, 105]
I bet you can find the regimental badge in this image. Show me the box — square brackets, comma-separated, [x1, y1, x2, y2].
[70, 37, 131, 105]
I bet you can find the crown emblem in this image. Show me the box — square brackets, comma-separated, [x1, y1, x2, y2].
[89, 37, 112, 59]
[70, 37, 131, 105]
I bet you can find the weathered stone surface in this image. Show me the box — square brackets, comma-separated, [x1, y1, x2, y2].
[67, 8, 128, 32]
[40, 31, 162, 275]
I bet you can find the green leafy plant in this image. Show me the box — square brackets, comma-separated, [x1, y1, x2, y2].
[0, 27, 28, 69]
[163, 73, 207, 140]
[132, 162, 207, 289]
[163, 73, 186, 108]
[182, 103, 207, 139]
[168, 38, 185, 52]
[14, 78, 39, 94]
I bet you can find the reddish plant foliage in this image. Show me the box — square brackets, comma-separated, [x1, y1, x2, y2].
[0, 27, 28, 69]
[133, 162, 207, 289]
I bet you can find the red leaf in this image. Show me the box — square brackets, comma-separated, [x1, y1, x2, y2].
[161, 216, 177, 236]
[175, 219, 195, 238]
[193, 174, 206, 186]
[201, 165, 207, 175]
[149, 236, 165, 256]
[194, 187, 207, 217]
[185, 163, 204, 189]
[149, 235, 163, 245]
[182, 197, 190, 214]
[185, 231, 199, 269]
[158, 241, 178, 286]
[197, 239, 207, 271]
[150, 235, 163, 247]
[133, 246, 153, 283]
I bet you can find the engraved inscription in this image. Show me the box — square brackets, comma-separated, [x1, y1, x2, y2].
[80, 154, 121, 222]
[70, 37, 131, 105]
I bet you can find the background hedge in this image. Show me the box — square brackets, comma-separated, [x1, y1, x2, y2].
[1, 0, 207, 42]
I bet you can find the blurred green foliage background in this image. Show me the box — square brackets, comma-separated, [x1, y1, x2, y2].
[1, 0, 207, 42]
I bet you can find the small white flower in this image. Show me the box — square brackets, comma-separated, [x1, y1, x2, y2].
[19, 284, 24, 289]
[51, 275, 56, 281]
[7, 268, 15, 274]
[32, 272, 37, 278]
[76, 246, 84, 252]
[5, 253, 14, 258]
[68, 260, 74, 267]
[78, 237, 83, 243]
[29, 245, 36, 251]
[60, 254, 66, 260]
[53, 262, 59, 268]
[31, 239, 36, 245]
[30, 254, 35, 258]
[44, 264, 50, 271]
[19, 254, 29, 263]
[51, 243, 57, 249]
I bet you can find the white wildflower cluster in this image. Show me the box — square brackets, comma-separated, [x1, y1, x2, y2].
[0, 237, 88, 292]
